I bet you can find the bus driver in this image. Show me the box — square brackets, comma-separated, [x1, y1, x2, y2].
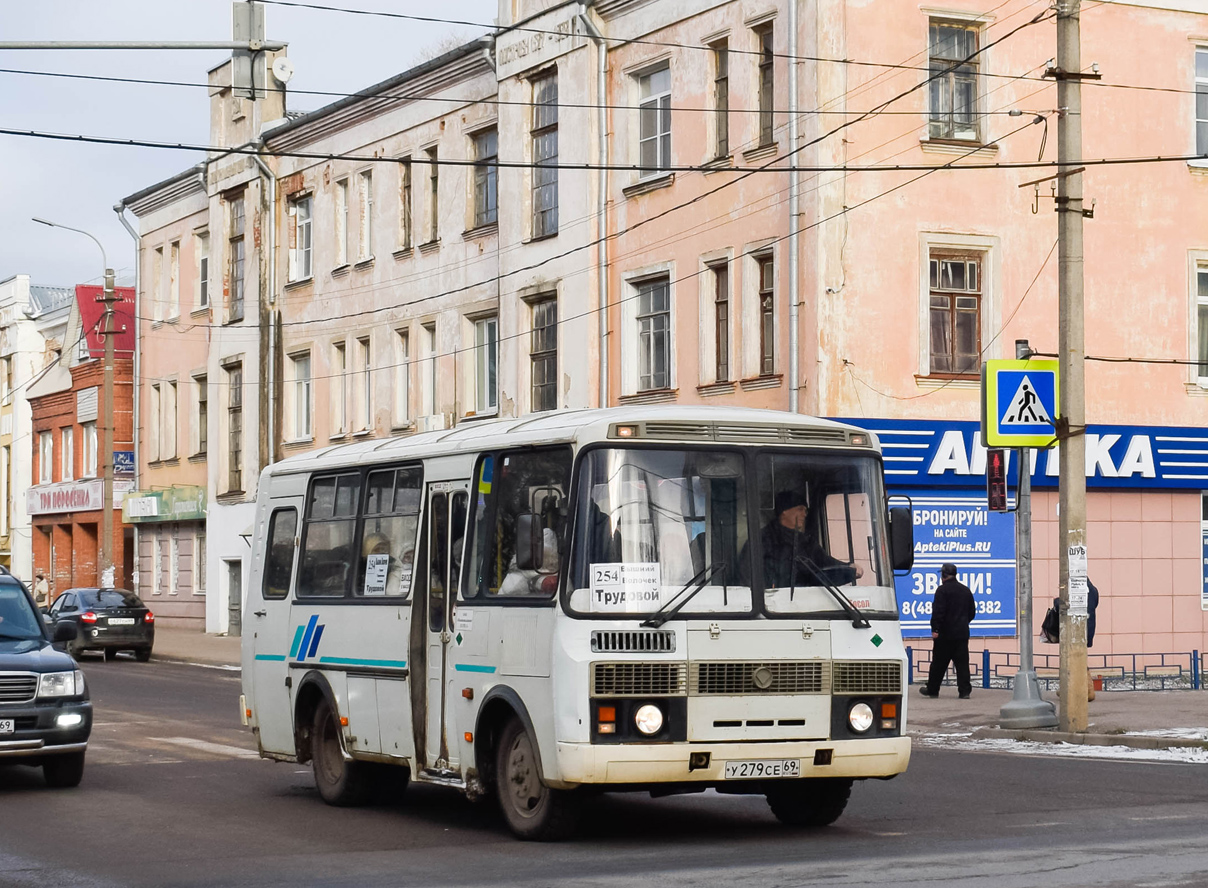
[748, 490, 862, 588]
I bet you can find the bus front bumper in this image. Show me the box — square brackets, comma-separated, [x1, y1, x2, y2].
[553, 736, 910, 787]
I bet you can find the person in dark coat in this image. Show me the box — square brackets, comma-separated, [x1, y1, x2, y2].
[743, 490, 859, 588]
[919, 563, 977, 699]
[1086, 578, 1100, 701]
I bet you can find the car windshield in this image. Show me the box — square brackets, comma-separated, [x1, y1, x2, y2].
[0, 585, 43, 640]
[568, 448, 753, 617]
[78, 589, 143, 609]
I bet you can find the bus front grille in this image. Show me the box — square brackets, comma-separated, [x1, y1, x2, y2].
[592, 662, 687, 697]
[831, 661, 902, 694]
[590, 630, 676, 654]
[691, 661, 828, 696]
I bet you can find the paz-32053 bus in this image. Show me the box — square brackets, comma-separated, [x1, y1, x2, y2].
[241, 407, 915, 840]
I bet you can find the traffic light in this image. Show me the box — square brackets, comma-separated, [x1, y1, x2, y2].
[986, 448, 1008, 512]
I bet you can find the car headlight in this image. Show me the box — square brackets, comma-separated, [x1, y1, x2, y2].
[848, 701, 874, 733]
[39, 670, 84, 698]
[634, 704, 664, 735]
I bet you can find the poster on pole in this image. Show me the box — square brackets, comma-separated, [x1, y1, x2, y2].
[894, 494, 1016, 638]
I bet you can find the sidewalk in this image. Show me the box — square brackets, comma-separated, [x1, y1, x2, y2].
[152, 626, 241, 669]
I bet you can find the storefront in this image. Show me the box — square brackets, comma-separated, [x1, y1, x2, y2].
[28, 478, 133, 597]
[123, 486, 207, 630]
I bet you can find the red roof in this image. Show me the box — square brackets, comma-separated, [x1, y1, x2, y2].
[76, 285, 135, 357]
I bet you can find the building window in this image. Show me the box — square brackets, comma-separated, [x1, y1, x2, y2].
[399, 158, 412, 251]
[152, 532, 163, 596]
[0, 356, 11, 405]
[38, 431, 52, 484]
[358, 170, 374, 261]
[755, 24, 774, 146]
[196, 232, 210, 309]
[1197, 49, 1208, 155]
[331, 341, 347, 435]
[712, 263, 730, 383]
[757, 255, 775, 376]
[290, 352, 312, 439]
[60, 427, 73, 482]
[164, 380, 178, 459]
[82, 421, 97, 477]
[170, 528, 180, 595]
[194, 375, 208, 456]
[356, 336, 372, 432]
[149, 383, 161, 462]
[289, 195, 313, 281]
[636, 277, 671, 391]
[394, 329, 410, 425]
[168, 240, 180, 320]
[473, 316, 498, 415]
[422, 323, 437, 416]
[228, 196, 245, 323]
[929, 253, 982, 375]
[1197, 265, 1208, 382]
[638, 66, 672, 175]
[152, 246, 164, 322]
[530, 297, 557, 413]
[473, 128, 499, 228]
[195, 530, 207, 595]
[335, 178, 350, 267]
[425, 147, 439, 244]
[928, 20, 980, 142]
[227, 363, 243, 492]
[713, 40, 729, 157]
[531, 71, 559, 239]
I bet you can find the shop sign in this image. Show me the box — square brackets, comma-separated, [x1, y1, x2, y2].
[27, 479, 104, 515]
[121, 486, 207, 523]
[114, 451, 135, 478]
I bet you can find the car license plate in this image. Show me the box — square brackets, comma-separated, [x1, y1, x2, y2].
[108, 618, 136, 625]
[0, 719, 14, 735]
[724, 759, 801, 779]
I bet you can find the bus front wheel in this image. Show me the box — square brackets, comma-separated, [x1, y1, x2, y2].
[766, 778, 853, 827]
[311, 699, 373, 807]
[495, 717, 580, 841]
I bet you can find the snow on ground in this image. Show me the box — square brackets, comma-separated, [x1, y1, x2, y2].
[914, 732, 1208, 765]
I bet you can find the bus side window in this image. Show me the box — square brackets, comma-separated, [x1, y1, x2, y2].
[356, 466, 422, 597]
[263, 508, 298, 600]
[298, 473, 361, 598]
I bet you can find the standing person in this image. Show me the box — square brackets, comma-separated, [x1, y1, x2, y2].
[1086, 578, 1100, 702]
[33, 571, 49, 609]
[919, 563, 977, 699]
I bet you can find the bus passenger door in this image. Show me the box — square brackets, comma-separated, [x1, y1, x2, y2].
[422, 482, 469, 773]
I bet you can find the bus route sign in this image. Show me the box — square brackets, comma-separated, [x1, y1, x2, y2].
[981, 358, 1060, 448]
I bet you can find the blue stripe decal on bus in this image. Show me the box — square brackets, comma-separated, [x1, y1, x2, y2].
[288, 624, 306, 659]
[254, 654, 286, 661]
[306, 624, 325, 659]
[453, 664, 497, 673]
[296, 615, 318, 662]
[319, 657, 408, 669]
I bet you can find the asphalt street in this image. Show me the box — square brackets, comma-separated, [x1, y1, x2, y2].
[1, 657, 1206, 888]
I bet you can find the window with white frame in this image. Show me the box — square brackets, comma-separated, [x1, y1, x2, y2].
[394, 329, 410, 425]
[194, 375, 208, 456]
[636, 277, 671, 391]
[152, 246, 164, 322]
[226, 363, 243, 492]
[711, 262, 731, 383]
[712, 39, 729, 158]
[149, 383, 162, 462]
[531, 70, 558, 238]
[195, 529, 207, 595]
[754, 24, 774, 146]
[332, 341, 347, 435]
[168, 240, 180, 319]
[928, 20, 980, 142]
[196, 231, 210, 309]
[60, 426, 73, 482]
[152, 531, 163, 595]
[530, 296, 557, 413]
[228, 195, 245, 323]
[82, 421, 97, 477]
[473, 128, 498, 228]
[425, 147, 439, 244]
[358, 170, 374, 261]
[929, 252, 982, 375]
[756, 255, 775, 376]
[422, 323, 437, 416]
[164, 380, 178, 459]
[356, 336, 372, 431]
[290, 351, 312, 439]
[1197, 264, 1208, 383]
[38, 431, 52, 483]
[473, 316, 498, 414]
[170, 528, 179, 595]
[638, 66, 672, 175]
[335, 179, 350, 267]
[399, 158, 413, 251]
[289, 195, 313, 281]
[1197, 49, 1208, 156]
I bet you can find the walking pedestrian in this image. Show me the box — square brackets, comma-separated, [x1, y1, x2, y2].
[1086, 578, 1099, 702]
[919, 563, 977, 699]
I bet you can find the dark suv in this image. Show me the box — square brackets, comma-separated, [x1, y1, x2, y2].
[0, 572, 91, 787]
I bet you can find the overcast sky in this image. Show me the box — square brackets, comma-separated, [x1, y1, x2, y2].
[0, 0, 495, 289]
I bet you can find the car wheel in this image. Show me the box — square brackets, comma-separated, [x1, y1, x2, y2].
[66, 639, 85, 660]
[134, 646, 152, 663]
[311, 698, 372, 807]
[43, 752, 86, 788]
[495, 717, 580, 841]
[766, 778, 853, 827]
[104, 648, 118, 662]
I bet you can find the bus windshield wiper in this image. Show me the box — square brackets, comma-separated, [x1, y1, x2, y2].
[793, 554, 871, 629]
[642, 561, 727, 629]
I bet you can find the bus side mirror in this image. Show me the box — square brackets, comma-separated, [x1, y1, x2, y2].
[515, 513, 543, 571]
[889, 506, 914, 572]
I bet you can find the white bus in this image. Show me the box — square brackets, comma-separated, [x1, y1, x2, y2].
[241, 406, 915, 840]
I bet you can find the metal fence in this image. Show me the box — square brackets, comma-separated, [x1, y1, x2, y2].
[905, 647, 1205, 691]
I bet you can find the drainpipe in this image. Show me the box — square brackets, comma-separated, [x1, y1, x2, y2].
[787, 0, 800, 414]
[249, 149, 276, 464]
[579, 8, 609, 408]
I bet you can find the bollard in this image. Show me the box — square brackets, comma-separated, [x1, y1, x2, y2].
[982, 649, 991, 689]
[1194, 651, 1200, 691]
[906, 646, 914, 685]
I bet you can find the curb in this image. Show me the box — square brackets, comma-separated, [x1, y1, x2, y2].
[970, 727, 1208, 751]
[151, 652, 241, 670]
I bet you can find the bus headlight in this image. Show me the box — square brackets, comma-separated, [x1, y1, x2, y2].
[847, 702, 874, 734]
[634, 704, 664, 735]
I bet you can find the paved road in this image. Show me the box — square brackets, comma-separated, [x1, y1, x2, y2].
[1, 657, 1206, 888]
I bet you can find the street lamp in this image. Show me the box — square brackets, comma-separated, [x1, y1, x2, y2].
[31, 217, 119, 588]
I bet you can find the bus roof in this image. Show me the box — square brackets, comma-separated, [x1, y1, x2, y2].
[263, 406, 878, 479]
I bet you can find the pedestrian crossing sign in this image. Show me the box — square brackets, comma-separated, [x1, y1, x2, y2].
[981, 359, 1060, 447]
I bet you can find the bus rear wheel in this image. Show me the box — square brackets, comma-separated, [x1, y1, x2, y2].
[311, 699, 373, 807]
[495, 717, 580, 841]
[766, 778, 853, 827]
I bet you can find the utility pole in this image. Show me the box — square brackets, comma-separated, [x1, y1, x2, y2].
[1053, 0, 1089, 731]
[98, 270, 119, 588]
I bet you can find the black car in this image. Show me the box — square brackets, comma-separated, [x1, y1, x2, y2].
[49, 588, 155, 662]
[0, 571, 91, 787]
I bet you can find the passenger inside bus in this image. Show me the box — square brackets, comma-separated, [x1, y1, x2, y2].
[500, 527, 561, 596]
[362, 532, 407, 596]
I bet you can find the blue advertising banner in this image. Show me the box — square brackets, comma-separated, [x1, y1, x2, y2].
[1202, 532, 1208, 613]
[895, 494, 1016, 638]
[114, 450, 135, 478]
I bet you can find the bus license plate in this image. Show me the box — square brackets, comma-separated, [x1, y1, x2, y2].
[724, 759, 801, 780]
[108, 618, 136, 625]
[0, 719, 13, 735]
